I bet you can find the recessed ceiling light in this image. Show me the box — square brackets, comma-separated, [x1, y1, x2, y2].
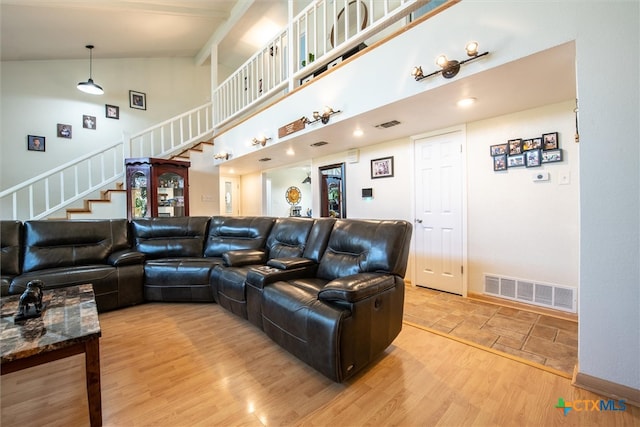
[457, 97, 477, 107]
[353, 129, 364, 137]
[286, 148, 295, 155]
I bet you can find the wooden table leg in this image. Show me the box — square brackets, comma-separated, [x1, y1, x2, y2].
[85, 338, 102, 427]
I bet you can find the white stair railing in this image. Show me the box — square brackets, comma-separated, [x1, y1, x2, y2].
[0, 140, 126, 220]
[1, 102, 214, 221]
[129, 103, 213, 158]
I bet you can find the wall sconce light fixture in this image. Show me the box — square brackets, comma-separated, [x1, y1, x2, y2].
[252, 136, 272, 146]
[412, 41, 489, 81]
[214, 151, 230, 160]
[303, 106, 341, 125]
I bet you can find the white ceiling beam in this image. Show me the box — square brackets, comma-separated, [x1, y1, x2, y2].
[195, 0, 256, 66]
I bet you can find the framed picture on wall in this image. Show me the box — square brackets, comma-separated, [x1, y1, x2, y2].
[371, 156, 394, 178]
[525, 149, 542, 167]
[83, 115, 96, 129]
[129, 90, 146, 110]
[27, 135, 46, 152]
[57, 123, 72, 139]
[105, 104, 119, 119]
[493, 154, 507, 171]
[508, 138, 523, 155]
[541, 149, 563, 163]
[542, 132, 559, 150]
[507, 153, 525, 168]
[490, 143, 508, 156]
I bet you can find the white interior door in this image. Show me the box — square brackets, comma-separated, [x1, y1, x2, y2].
[414, 130, 464, 295]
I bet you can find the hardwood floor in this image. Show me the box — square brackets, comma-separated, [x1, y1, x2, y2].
[2, 301, 639, 426]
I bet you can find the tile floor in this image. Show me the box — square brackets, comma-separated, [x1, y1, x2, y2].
[403, 284, 578, 376]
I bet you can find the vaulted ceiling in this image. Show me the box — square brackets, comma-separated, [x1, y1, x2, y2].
[0, 0, 292, 73]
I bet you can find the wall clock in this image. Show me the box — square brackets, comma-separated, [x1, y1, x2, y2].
[285, 186, 301, 205]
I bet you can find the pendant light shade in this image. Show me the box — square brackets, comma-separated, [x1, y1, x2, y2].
[77, 45, 104, 95]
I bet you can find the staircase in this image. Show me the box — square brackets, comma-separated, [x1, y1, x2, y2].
[0, 102, 214, 221]
[63, 140, 215, 220]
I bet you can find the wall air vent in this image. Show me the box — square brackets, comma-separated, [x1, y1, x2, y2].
[310, 141, 329, 147]
[375, 120, 401, 129]
[483, 273, 577, 313]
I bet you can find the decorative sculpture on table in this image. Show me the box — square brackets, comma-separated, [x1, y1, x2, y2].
[15, 280, 45, 322]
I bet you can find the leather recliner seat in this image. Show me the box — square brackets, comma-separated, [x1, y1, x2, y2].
[8, 219, 145, 311]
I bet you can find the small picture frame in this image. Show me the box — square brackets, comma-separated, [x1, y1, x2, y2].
[531, 137, 543, 150]
[508, 138, 523, 155]
[490, 143, 508, 156]
[493, 154, 507, 171]
[525, 149, 542, 167]
[522, 139, 536, 151]
[542, 132, 559, 150]
[371, 156, 394, 179]
[541, 149, 563, 163]
[105, 104, 119, 119]
[129, 90, 146, 110]
[27, 135, 45, 152]
[507, 153, 525, 168]
[83, 115, 96, 130]
[57, 124, 72, 139]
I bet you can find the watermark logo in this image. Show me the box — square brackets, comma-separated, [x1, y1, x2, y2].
[555, 397, 626, 416]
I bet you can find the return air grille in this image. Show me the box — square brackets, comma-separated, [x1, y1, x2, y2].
[483, 273, 577, 313]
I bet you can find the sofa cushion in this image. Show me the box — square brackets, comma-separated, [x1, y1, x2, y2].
[131, 216, 210, 258]
[264, 217, 315, 258]
[22, 219, 129, 273]
[144, 258, 220, 285]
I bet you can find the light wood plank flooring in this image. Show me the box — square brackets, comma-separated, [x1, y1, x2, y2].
[2, 301, 639, 426]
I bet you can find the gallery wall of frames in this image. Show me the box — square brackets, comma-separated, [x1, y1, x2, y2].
[490, 131, 562, 171]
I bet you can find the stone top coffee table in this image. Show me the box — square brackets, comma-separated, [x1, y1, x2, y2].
[1, 284, 102, 427]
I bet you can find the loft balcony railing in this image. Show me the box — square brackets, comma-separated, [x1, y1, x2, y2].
[213, 0, 445, 127]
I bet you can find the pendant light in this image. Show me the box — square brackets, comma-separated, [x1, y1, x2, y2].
[77, 45, 104, 95]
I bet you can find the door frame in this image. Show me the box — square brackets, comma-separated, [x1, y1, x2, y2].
[410, 125, 469, 296]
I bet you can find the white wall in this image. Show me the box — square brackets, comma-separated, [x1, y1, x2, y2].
[265, 166, 312, 218]
[575, 3, 639, 391]
[0, 57, 211, 190]
[466, 100, 579, 294]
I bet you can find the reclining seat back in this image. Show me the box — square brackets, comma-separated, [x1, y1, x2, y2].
[1, 220, 23, 296]
[131, 216, 212, 302]
[317, 219, 412, 280]
[204, 216, 275, 259]
[13, 219, 136, 311]
[261, 219, 413, 382]
[131, 216, 210, 259]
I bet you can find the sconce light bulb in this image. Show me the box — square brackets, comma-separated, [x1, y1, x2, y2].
[466, 41, 479, 57]
[313, 111, 321, 120]
[411, 66, 423, 78]
[436, 55, 449, 68]
[324, 106, 334, 115]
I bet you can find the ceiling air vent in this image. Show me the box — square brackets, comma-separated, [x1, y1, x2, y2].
[375, 120, 401, 129]
[310, 141, 329, 147]
[258, 157, 272, 162]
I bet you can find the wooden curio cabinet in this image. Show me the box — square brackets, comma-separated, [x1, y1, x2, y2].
[125, 157, 190, 220]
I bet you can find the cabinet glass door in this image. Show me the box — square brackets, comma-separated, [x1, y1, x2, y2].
[130, 171, 149, 218]
[157, 172, 185, 217]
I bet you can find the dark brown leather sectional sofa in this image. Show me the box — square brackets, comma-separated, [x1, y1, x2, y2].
[1, 216, 412, 382]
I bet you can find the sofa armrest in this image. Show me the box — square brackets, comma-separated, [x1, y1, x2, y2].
[318, 273, 396, 303]
[223, 249, 267, 267]
[267, 257, 315, 270]
[246, 263, 317, 289]
[108, 249, 145, 267]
